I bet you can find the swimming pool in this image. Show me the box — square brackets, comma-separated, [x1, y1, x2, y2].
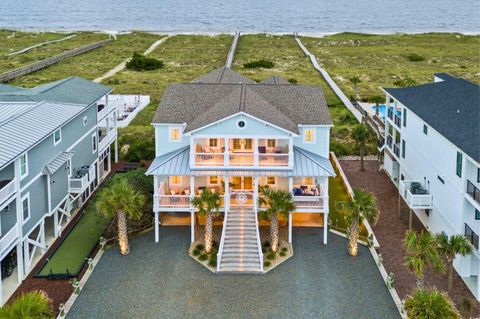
[370, 105, 400, 119]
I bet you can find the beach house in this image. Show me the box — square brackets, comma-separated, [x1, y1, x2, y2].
[382, 73, 480, 300]
[147, 68, 335, 273]
[0, 77, 117, 303]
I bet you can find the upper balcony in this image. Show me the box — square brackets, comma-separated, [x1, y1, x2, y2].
[466, 180, 480, 208]
[69, 165, 96, 193]
[387, 107, 402, 128]
[399, 180, 433, 209]
[0, 179, 16, 206]
[192, 137, 291, 168]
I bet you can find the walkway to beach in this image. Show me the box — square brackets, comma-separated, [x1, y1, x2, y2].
[67, 227, 399, 319]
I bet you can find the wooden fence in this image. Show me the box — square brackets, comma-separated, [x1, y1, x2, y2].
[0, 39, 112, 82]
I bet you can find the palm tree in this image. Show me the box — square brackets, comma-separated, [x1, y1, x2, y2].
[0, 290, 53, 319]
[404, 287, 460, 319]
[338, 188, 379, 256]
[404, 230, 445, 286]
[351, 124, 371, 171]
[436, 233, 473, 292]
[96, 178, 144, 256]
[370, 95, 383, 117]
[191, 189, 221, 253]
[349, 76, 361, 101]
[258, 188, 295, 252]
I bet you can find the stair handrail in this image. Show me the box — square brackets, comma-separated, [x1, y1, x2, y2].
[217, 205, 229, 272]
[254, 209, 264, 272]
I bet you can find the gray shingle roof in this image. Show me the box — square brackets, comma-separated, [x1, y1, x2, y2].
[0, 101, 87, 169]
[384, 75, 480, 162]
[153, 70, 331, 134]
[0, 77, 112, 106]
[192, 67, 255, 84]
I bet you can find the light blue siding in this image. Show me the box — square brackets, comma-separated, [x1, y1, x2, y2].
[1, 201, 16, 235]
[293, 127, 331, 157]
[50, 162, 69, 209]
[0, 163, 14, 180]
[21, 177, 48, 234]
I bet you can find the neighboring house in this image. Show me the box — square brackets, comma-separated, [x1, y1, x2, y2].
[147, 67, 335, 273]
[0, 77, 118, 304]
[382, 73, 480, 300]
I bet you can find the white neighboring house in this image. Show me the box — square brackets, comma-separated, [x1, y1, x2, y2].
[382, 73, 480, 300]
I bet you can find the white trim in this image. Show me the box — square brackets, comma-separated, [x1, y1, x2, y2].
[53, 128, 62, 146]
[236, 119, 247, 130]
[19, 172, 42, 193]
[66, 126, 97, 152]
[185, 112, 300, 136]
[19, 152, 28, 180]
[298, 124, 334, 128]
[21, 193, 30, 225]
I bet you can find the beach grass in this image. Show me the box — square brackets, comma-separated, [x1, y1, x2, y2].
[10, 32, 161, 87]
[233, 34, 376, 156]
[301, 32, 480, 99]
[0, 31, 108, 75]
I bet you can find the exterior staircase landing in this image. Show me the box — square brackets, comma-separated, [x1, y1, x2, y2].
[217, 209, 263, 273]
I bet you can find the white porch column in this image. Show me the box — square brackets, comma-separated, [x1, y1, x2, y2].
[114, 138, 119, 163]
[154, 212, 159, 243]
[224, 137, 229, 166]
[477, 259, 480, 299]
[53, 211, 59, 238]
[107, 149, 112, 174]
[288, 136, 294, 167]
[0, 262, 3, 305]
[288, 213, 292, 243]
[40, 220, 46, 254]
[23, 239, 29, 275]
[16, 243, 23, 283]
[190, 211, 195, 243]
[224, 176, 230, 211]
[323, 213, 328, 244]
[190, 137, 195, 166]
[253, 176, 259, 212]
[253, 138, 259, 166]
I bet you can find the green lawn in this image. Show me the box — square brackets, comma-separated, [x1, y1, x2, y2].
[38, 187, 112, 276]
[232, 34, 376, 156]
[0, 30, 67, 56]
[0, 32, 108, 75]
[11, 32, 162, 87]
[302, 33, 480, 100]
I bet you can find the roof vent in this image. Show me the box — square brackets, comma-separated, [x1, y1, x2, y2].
[457, 110, 460, 114]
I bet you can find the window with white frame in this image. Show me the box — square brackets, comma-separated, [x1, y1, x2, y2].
[83, 116, 88, 126]
[169, 127, 181, 142]
[92, 133, 97, 153]
[303, 129, 316, 143]
[266, 176, 276, 185]
[209, 176, 219, 185]
[170, 176, 182, 185]
[22, 194, 30, 224]
[267, 139, 276, 147]
[303, 177, 315, 185]
[209, 139, 218, 147]
[53, 128, 62, 145]
[20, 153, 28, 178]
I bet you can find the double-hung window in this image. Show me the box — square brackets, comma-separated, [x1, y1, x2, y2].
[20, 153, 28, 179]
[303, 129, 315, 143]
[169, 128, 181, 142]
[456, 151, 462, 177]
[53, 128, 61, 145]
[22, 195, 30, 224]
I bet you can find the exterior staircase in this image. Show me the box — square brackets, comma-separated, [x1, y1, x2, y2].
[217, 208, 263, 273]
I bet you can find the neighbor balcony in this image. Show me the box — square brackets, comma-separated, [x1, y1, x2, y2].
[0, 179, 16, 206]
[69, 165, 96, 193]
[0, 226, 19, 257]
[399, 180, 433, 209]
[466, 180, 480, 207]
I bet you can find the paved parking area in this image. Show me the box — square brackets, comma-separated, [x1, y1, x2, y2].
[67, 226, 399, 319]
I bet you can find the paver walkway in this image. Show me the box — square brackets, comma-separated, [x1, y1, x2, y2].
[340, 159, 480, 315]
[67, 227, 399, 319]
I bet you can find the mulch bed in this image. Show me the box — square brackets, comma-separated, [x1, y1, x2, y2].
[340, 159, 480, 316]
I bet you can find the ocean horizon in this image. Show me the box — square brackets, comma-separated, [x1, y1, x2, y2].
[1, 0, 479, 34]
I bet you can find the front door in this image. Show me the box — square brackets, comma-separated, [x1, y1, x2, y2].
[231, 176, 253, 190]
[230, 176, 254, 207]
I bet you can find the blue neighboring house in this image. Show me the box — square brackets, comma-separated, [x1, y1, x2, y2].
[0, 77, 118, 303]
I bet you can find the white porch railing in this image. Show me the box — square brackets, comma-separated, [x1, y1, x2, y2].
[230, 191, 254, 207]
[97, 104, 109, 122]
[88, 165, 96, 183]
[254, 209, 264, 272]
[293, 196, 326, 210]
[0, 180, 15, 206]
[399, 180, 433, 209]
[194, 153, 224, 166]
[68, 174, 89, 193]
[229, 153, 254, 166]
[259, 154, 289, 166]
[0, 226, 18, 255]
[216, 209, 229, 272]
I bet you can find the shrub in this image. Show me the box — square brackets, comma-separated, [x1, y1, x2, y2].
[281, 247, 288, 252]
[0, 291, 53, 318]
[287, 78, 298, 84]
[263, 241, 270, 248]
[126, 53, 164, 71]
[279, 251, 286, 257]
[199, 254, 208, 261]
[262, 246, 267, 253]
[208, 259, 216, 267]
[192, 249, 200, 256]
[405, 53, 425, 62]
[243, 59, 274, 69]
[123, 139, 155, 162]
[264, 261, 271, 267]
[393, 77, 417, 87]
[195, 244, 204, 251]
[266, 252, 276, 260]
[404, 287, 460, 319]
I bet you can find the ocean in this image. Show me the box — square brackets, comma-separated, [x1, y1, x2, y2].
[0, 0, 479, 34]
